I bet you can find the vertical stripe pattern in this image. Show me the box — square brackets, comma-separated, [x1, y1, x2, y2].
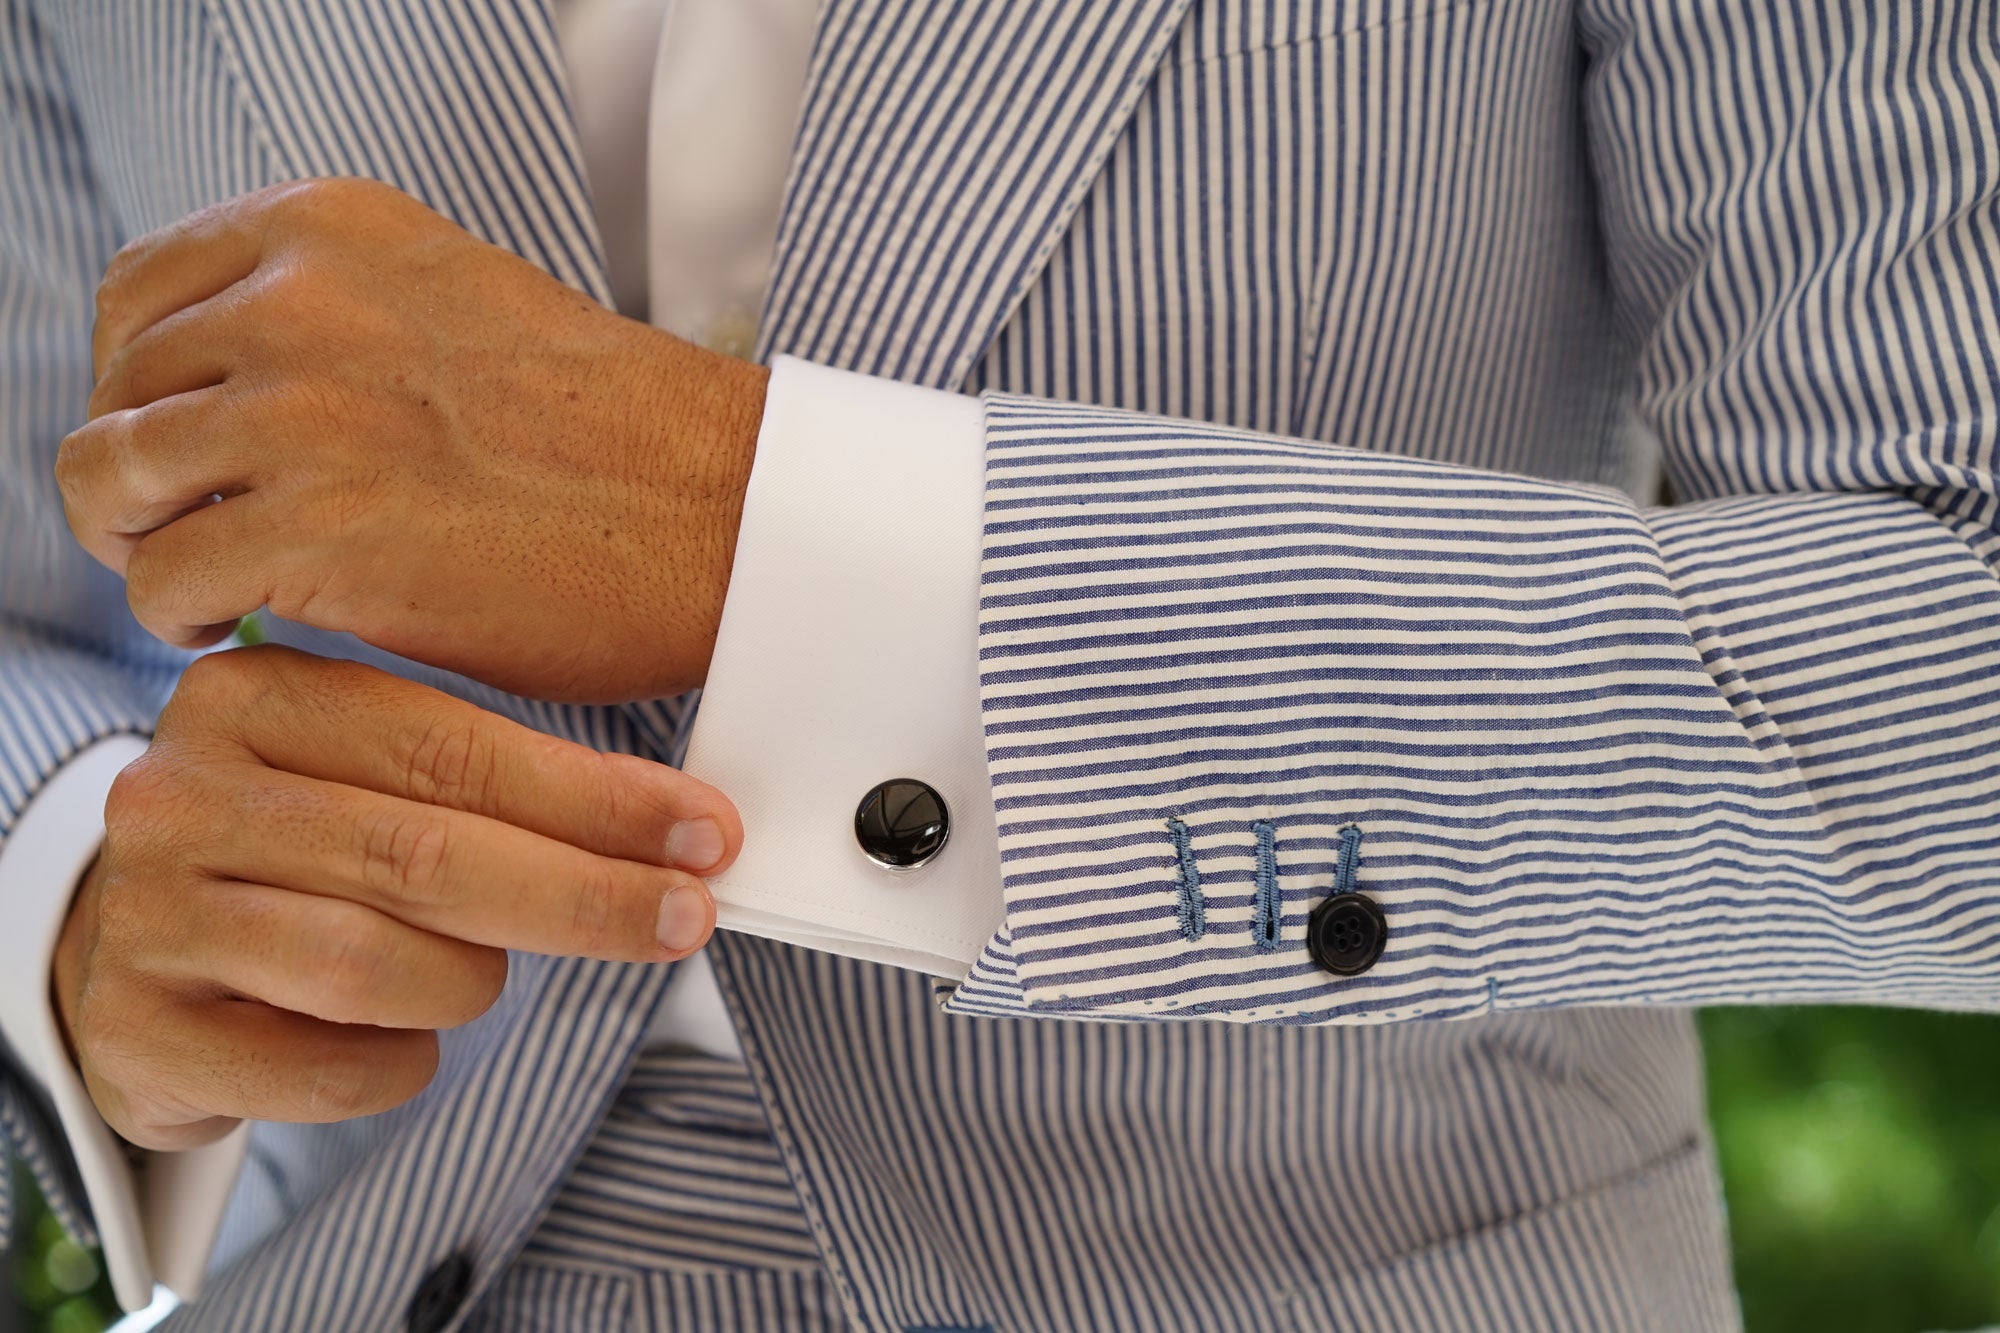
[465, 1051, 847, 1333]
[972, 0, 1635, 490]
[753, 0, 1196, 389]
[715, 938, 1733, 1331]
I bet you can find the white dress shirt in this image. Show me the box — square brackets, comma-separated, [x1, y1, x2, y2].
[0, 0, 996, 1306]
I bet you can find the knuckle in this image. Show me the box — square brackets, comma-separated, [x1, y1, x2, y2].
[398, 716, 495, 810]
[271, 175, 376, 229]
[121, 545, 175, 630]
[91, 864, 192, 964]
[77, 992, 159, 1093]
[74, 992, 217, 1148]
[266, 177, 331, 219]
[170, 644, 297, 724]
[177, 646, 261, 706]
[566, 866, 629, 954]
[303, 1059, 379, 1120]
[357, 803, 450, 903]
[259, 254, 325, 311]
[590, 752, 676, 848]
[120, 525, 157, 584]
[84, 368, 121, 422]
[311, 914, 393, 1017]
[95, 242, 148, 317]
[87, 860, 145, 927]
[52, 423, 98, 500]
[103, 753, 177, 831]
[307, 1033, 435, 1121]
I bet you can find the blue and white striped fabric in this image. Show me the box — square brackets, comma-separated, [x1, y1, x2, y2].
[939, 0, 2000, 1026]
[467, 1049, 847, 1331]
[3, 0, 1994, 1327]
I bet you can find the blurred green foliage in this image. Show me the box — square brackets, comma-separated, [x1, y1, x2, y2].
[7, 1165, 116, 1333]
[6, 1006, 1998, 1331]
[1701, 1006, 2000, 1332]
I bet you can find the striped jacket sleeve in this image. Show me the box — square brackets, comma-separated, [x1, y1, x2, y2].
[0, 0, 181, 1239]
[945, 0, 2000, 1025]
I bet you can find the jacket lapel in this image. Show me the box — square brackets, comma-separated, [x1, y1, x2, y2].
[756, 0, 1194, 388]
[208, 0, 1195, 389]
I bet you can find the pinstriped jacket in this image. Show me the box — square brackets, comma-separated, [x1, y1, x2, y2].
[4, 0, 1998, 1328]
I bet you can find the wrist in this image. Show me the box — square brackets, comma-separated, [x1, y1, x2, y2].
[644, 334, 769, 694]
[687, 345, 768, 616]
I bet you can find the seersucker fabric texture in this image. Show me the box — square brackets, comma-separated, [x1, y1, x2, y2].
[4, 0, 1999, 1328]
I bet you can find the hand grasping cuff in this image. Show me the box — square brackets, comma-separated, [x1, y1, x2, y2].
[52, 645, 741, 1152]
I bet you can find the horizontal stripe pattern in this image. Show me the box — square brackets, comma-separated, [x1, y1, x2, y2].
[947, 0, 2000, 1030]
[958, 397, 2000, 1020]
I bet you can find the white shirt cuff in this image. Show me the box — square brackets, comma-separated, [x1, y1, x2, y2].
[683, 356, 1002, 978]
[0, 735, 246, 1312]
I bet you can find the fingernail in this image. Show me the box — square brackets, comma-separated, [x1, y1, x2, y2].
[656, 886, 711, 954]
[665, 817, 725, 872]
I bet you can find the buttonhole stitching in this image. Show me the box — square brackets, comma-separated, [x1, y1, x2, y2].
[1252, 819, 1281, 951]
[1167, 816, 1206, 941]
[1333, 824, 1363, 896]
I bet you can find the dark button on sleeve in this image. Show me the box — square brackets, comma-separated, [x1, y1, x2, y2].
[406, 1251, 474, 1333]
[1307, 893, 1388, 977]
[855, 779, 950, 869]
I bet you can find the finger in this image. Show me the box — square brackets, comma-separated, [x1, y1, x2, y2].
[88, 994, 440, 1149]
[205, 647, 744, 875]
[123, 491, 301, 647]
[165, 879, 509, 1029]
[89, 291, 241, 420]
[57, 389, 254, 568]
[196, 763, 715, 962]
[92, 189, 279, 379]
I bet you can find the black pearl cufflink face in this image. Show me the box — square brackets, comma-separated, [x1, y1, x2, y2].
[1307, 893, 1388, 976]
[855, 779, 950, 870]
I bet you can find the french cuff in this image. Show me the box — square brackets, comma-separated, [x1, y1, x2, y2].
[0, 735, 246, 1311]
[683, 356, 1003, 979]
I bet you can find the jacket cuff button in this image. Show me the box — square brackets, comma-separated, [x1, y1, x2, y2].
[1307, 893, 1388, 976]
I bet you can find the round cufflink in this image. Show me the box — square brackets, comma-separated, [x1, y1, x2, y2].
[855, 778, 950, 870]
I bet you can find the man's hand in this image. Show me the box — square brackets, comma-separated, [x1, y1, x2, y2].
[52, 645, 742, 1151]
[57, 177, 769, 703]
